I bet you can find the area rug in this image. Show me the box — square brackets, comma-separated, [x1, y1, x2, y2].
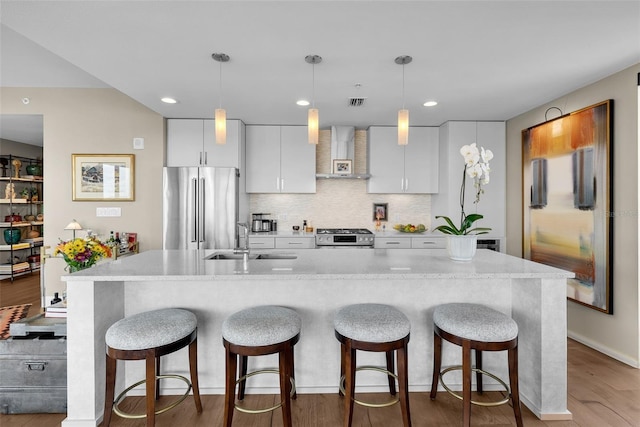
[0, 304, 32, 339]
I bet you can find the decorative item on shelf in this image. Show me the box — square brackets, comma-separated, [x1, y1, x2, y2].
[19, 187, 38, 201]
[4, 183, 16, 200]
[53, 236, 112, 273]
[36, 213, 43, 221]
[434, 142, 493, 261]
[3, 228, 22, 245]
[4, 213, 22, 223]
[25, 163, 42, 176]
[11, 159, 21, 179]
[24, 214, 36, 222]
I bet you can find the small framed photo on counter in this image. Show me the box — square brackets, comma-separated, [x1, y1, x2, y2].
[373, 203, 388, 221]
[332, 159, 352, 174]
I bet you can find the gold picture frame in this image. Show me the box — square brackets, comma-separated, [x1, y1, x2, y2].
[72, 154, 135, 201]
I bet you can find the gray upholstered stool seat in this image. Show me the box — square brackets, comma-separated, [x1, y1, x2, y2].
[222, 305, 301, 347]
[334, 303, 412, 427]
[222, 305, 301, 427]
[430, 303, 523, 427]
[433, 303, 518, 342]
[335, 303, 411, 343]
[103, 308, 202, 427]
[106, 308, 198, 350]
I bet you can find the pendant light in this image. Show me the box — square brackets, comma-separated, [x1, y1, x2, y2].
[212, 53, 230, 145]
[395, 55, 412, 146]
[305, 54, 322, 144]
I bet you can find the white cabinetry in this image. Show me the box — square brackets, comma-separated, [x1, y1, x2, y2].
[367, 126, 439, 194]
[246, 125, 316, 193]
[167, 119, 243, 168]
[431, 121, 505, 240]
[248, 236, 275, 249]
[275, 237, 315, 249]
[374, 237, 411, 249]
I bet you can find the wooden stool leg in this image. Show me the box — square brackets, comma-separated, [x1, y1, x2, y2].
[508, 346, 524, 427]
[279, 345, 293, 427]
[188, 337, 203, 413]
[475, 349, 483, 394]
[338, 343, 346, 396]
[462, 340, 472, 427]
[238, 355, 248, 400]
[397, 345, 412, 427]
[290, 346, 297, 400]
[103, 353, 117, 427]
[430, 332, 442, 400]
[145, 353, 156, 427]
[343, 343, 356, 427]
[155, 355, 161, 400]
[223, 348, 237, 427]
[386, 350, 397, 396]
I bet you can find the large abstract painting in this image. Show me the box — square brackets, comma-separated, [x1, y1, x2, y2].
[522, 100, 613, 313]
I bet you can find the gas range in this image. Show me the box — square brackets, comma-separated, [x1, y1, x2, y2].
[315, 228, 375, 248]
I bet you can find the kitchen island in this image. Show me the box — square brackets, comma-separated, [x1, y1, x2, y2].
[61, 249, 573, 426]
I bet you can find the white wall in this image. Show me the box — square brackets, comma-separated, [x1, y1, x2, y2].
[0, 87, 164, 298]
[506, 63, 640, 367]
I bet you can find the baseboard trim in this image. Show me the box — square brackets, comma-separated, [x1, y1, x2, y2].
[568, 332, 640, 368]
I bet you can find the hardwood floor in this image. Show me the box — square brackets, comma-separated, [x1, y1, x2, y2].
[0, 271, 43, 317]
[0, 339, 638, 426]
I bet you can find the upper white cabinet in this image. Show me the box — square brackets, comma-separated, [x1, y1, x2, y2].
[167, 119, 243, 168]
[367, 126, 439, 194]
[246, 125, 316, 193]
[431, 121, 506, 239]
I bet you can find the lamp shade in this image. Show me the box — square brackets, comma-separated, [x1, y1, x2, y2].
[308, 108, 319, 144]
[215, 108, 227, 145]
[398, 109, 409, 145]
[64, 220, 83, 231]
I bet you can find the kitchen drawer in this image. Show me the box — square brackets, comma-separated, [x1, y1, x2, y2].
[275, 237, 315, 249]
[374, 237, 411, 249]
[411, 237, 446, 249]
[248, 236, 275, 249]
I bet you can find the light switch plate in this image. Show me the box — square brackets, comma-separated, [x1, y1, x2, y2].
[97, 207, 122, 217]
[133, 137, 144, 149]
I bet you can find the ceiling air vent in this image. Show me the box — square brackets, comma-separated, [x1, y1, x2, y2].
[348, 97, 367, 107]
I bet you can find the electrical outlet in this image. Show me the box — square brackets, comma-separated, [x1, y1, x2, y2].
[133, 137, 144, 149]
[280, 213, 288, 221]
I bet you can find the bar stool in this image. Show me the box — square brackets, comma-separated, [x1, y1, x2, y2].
[334, 303, 412, 427]
[222, 305, 301, 427]
[103, 308, 202, 427]
[429, 303, 523, 427]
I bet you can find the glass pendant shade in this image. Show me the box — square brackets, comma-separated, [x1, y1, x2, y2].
[308, 108, 319, 145]
[398, 109, 409, 145]
[215, 108, 226, 145]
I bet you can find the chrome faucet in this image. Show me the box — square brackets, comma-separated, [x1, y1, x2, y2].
[234, 223, 250, 261]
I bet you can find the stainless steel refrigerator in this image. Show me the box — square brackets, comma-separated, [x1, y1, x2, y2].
[163, 167, 239, 250]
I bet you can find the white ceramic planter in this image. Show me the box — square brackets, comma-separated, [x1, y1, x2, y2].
[446, 235, 477, 261]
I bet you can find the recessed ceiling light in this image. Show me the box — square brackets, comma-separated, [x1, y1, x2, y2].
[296, 99, 310, 106]
[423, 101, 438, 107]
[161, 97, 178, 104]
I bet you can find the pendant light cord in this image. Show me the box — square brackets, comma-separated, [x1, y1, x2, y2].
[218, 60, 223, 109]
[312, 62, 316, 109]
[402, 63, 406, 110]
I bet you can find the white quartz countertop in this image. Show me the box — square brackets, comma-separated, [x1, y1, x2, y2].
[63, 249, 574, 282]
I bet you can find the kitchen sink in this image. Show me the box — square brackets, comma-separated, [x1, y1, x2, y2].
[204, 252, 297, 260]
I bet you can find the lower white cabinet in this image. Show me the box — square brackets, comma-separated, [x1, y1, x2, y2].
[374, 235, 445, 249]
[411, 237, 445, 249]
[275, 237, 315, 249]
[248, 236, 275, 249]
[374, 237, 411, 249]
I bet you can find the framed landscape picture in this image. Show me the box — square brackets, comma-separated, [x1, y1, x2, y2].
[72, 154, 135, 201]
[522, 100, 613, 313]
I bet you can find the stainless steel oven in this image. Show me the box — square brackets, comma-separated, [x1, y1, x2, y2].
[315, 228, 375, 248]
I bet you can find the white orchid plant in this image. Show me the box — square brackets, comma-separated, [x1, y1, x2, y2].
[435, 143, 493, 235]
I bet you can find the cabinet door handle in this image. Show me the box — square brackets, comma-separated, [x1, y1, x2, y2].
[386, 241, 401, 245]
[199, 152, 203, 165]
[276, 177, 280, 191]
[288, 242, 302, 245]
[204, 151, 208, 165]
[405, 178, 409, 192]
[280, 179, 285, 192]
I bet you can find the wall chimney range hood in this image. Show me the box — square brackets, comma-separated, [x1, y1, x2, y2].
[316, 125, 371, 179]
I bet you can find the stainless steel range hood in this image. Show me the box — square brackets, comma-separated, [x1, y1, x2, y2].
[316, 125, 370, 179]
